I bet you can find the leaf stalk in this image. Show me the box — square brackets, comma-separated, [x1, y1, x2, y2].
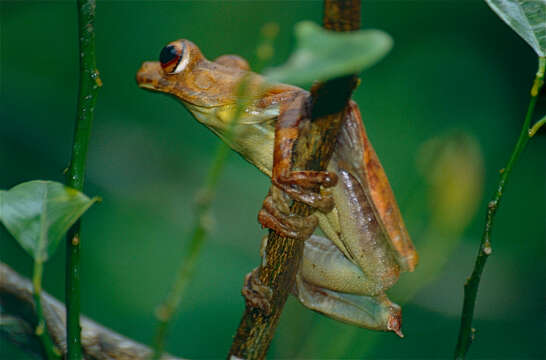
[33, 259, 61, 360]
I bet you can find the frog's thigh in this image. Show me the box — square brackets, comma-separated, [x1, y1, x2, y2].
[302, 235, 383, 296]
[332, 168, 401, 290]
[294, 272, 402, 335]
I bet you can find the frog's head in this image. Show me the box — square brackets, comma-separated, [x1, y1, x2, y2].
[137, 39, 248, 110]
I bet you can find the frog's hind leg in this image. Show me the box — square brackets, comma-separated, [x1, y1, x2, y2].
[301, 235, 385, 296]
[294, 271, 403, 337]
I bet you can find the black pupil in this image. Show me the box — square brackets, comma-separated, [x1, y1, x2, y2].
[159, 45, 179, 66]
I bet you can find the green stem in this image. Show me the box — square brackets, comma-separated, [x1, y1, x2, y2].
[65, 1, 101, 359]
[151, 145, 228, 360]
[150, 24, 278, 358]
[151, 79, 250, 360]
[454, 56, 545, 359]
[33, 260, 61, 360]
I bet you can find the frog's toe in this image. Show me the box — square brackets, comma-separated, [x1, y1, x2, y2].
[272, 182, 335, 214]
[258, 195, 317, 240]
[277, 170, 338, 189]
[271, 185, 291, 215]
[242, 267, 272, 314]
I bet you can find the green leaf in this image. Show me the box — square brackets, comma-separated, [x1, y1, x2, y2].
[265, 21, 392, 85]
[485, 0, 546, 56]
[0, 180, 98, 262]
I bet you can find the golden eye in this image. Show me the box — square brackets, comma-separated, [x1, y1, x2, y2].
[159, 42, 185, 74]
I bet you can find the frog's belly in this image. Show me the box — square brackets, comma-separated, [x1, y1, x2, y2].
[228, 122, 275, 177]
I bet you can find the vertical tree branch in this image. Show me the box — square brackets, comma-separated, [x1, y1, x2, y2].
[65, 1, 101, 359]
[454, 56, 545, 359]
[228, 1, 360, 359]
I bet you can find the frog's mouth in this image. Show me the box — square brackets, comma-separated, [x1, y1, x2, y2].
[136, 61, 172, 94]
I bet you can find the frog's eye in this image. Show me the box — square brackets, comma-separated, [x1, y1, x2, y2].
[159, 42, 188, 74]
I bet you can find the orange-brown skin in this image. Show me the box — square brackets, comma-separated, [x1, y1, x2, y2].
[342, 102, 418, 271]
[137, 40, 300, 110]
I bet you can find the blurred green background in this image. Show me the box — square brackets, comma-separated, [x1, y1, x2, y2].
[1, 1, 545, 359]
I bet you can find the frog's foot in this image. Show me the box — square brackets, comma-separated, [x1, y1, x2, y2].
[387, 307, 404, 338]
[294, 273, 405, 337]
[242, 267, 273, 314]
[258, 190, 318, 240]
[272, 170, 337, 213]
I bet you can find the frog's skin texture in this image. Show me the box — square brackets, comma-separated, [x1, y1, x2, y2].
[137, 39, 418, 336]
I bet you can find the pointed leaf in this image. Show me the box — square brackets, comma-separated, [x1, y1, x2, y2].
[265, 21, 392, 85]
[0, 180, 98, 262]
[485, 0, 546, 56]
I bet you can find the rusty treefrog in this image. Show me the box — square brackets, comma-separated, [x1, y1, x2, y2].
[137, 39, 418, 336]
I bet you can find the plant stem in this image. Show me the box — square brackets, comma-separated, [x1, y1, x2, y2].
[454, 56, 545, 359]
[151, 145, 229, 360]
[151, 80, 250, 360]
[228, 1, 360, 359]
[151, 214, 207, 360]
[65, 1, 101, 359]
[151, 24, 280, 358]
[32, 259, 60, 360]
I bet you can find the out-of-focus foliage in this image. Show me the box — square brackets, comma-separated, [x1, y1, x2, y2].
[0, 181, 98, 261]
[265, 21, 392, 85]
[391, 133, 485, 302]
[417, 133, 484, 232]
[485, 0, 546, 56]
[1, 1, 544, 359]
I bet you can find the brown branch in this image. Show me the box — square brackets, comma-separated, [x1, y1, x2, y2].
[0, 262, 185, 360]
[227, 1, 361, 359]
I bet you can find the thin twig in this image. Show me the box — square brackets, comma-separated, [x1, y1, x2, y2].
[151, 27, 279, 358]
[32, 260, 61, 360]
[65, 1, 101, 359]
[454, 56, 545, 359]
[152, 79, 251, 359]
[228, 1, 360, 359]
[0, 262, 184, 360]
[528, 114, 546, 137]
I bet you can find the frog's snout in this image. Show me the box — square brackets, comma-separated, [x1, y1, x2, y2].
[136, 61, 167, 92]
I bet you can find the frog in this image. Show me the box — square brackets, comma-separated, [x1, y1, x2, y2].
[136, 39, 418, 337]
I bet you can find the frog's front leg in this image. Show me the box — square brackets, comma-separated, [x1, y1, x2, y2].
[258, 93, 338, 239]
